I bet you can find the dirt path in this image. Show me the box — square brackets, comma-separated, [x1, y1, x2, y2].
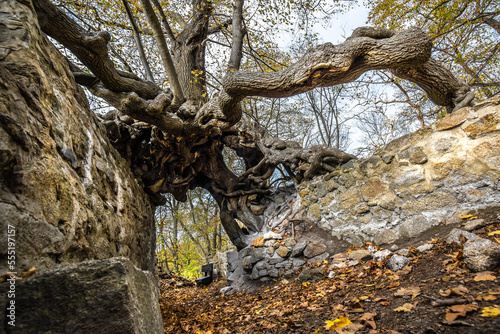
[160, 213, 500, 333]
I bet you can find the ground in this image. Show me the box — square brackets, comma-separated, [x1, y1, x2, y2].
[159, 208, 500, 334]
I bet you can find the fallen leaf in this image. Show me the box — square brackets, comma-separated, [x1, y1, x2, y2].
[445, 304, 480, 321]
[324, 316, 351, 331]
[481, 306, 500, 317]
[476, 294, 497, 301]
[337, 322, 364, 334]
[394, 286, 421, 299]
[359, 312, 377, 321]
[487, 230, 500, 236]
[460, 214, 474, 219]
[474, 273, 496, 281]
[23, 266, 37, 278]
[439, 289, 451, 297]
[394, 303, 414, 312]
[445, 312, 462, 322]
[449, 304, 480, 313]
[450, 285, 469, 296]
[359, 313, 377, 329]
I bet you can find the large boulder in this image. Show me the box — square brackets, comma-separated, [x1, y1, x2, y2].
[0, 0, 156, 275]
[0, 258, 163, 333]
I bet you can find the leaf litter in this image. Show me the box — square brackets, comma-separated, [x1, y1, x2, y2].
[160, 234, 500, 333]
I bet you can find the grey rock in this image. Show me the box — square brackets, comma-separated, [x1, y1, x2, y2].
[275, 195, 286, 204]
[242, 256, 253, 270]
[374, 230, 398, 245]
[226, 251, 240, 273]
[0, 258, 163, 334]
[269, 254, 285, 265]
[397, 249, 411, 257]
[254, 260, 267, 271]
[308, 252, 329, 264]
[275, 260, 291, 268]
[291, 240, 309, 257]
[251, 266, 260, 279]
[276, 245, 291, 258]
[263, 231, 282, 240]
[227, 267, 242, 284]
[250, 204, 266, 216]
[416, 244, 435, 252]
[298, 268, 325, 282]
[303, 241, 327, 258]
[381, 153, 394, 164]
[387, 255, 410, 271]
[314, 183, 328, 198]
[373, 249, 392, 262]
[463, 238, 500, 272]
[327, 180, 340, 191]
[249, 248, 267, 264]
[447, 228, 479, 244]
[268, 268, 279, 277]
[283, 238, 297, 247]
[292, 258, 306, 268]
[348, 249, 373, 261]
[220, 287, 234, 295]
[346, 260, 360, 267]
[464, 219, 487, 231]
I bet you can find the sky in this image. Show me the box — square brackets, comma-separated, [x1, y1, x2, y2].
[275, 4, 372, 153]
[277, 4, 370, 49]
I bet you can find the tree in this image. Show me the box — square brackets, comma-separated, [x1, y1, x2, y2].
[367, 0, 499, 107]
[33, 0, 475, 249]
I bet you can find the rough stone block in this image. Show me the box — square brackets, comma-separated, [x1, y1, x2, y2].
[464, 238, 500, 272]
[0, 258, 163, 334]
[387, 255, 410, 272]
[303, 241, 327, 258]
[307, 252, 329, 264]
[291, 240, 309, 257]
[446, 228, 479, 244]
[276, 246, 291, 258]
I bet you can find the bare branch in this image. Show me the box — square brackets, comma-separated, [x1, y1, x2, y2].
[138, 0, 184, 105]
[151, 0, 177, 42]
[34, 0, 160, 99]
[122, 0, 155, 83]
[228, 0, 245, 71]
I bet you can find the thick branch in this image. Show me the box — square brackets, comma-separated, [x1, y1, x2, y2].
[222, 27, 473, 112]
[138, 0, 184, 105]
[482, 17, 500, 34]
[122, 0, 155, 83]
[228, 0, 245, 71]
[151, 0, 177, 42]
[33, 0, 160, 99]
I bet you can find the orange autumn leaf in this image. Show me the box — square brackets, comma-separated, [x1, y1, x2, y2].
[474, 273, 496, 281]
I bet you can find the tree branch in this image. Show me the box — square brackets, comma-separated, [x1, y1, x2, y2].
[228, 0, 245, 71]
[151, 0, 177, 42]
[33, 0, 160, 99]
[122, 0, 155, 83]
[138, 0, 184, 105]
[222, 27, 473, 112]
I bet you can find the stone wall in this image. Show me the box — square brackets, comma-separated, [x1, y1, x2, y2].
[299, 98, 500, 247]
[227, 97, 500, 285]
[0, 0, 156, 275]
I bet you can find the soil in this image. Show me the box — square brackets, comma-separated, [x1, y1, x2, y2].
[159, 208, 500, 334]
